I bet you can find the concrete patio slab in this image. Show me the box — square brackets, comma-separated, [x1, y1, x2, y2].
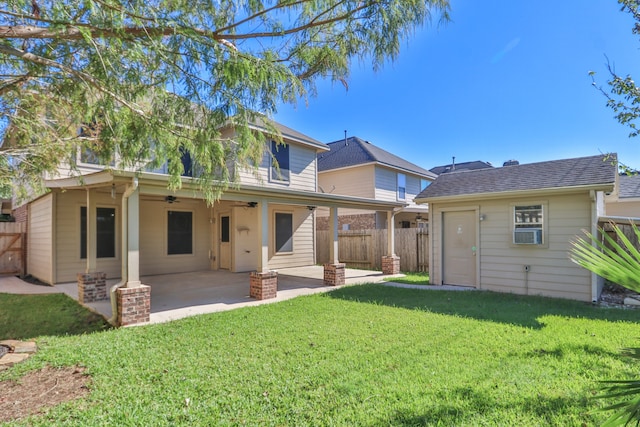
[0, 267, 404, 325]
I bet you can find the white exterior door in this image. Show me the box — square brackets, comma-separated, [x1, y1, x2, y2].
[442, 210, 477, 286]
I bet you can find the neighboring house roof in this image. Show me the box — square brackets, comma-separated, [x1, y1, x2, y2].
[417, 154, 617, 201]
[429, 160, 493, 175]
[248, 117, 329, 152]
[618, 174, 640, 199]
[318, 136, 436, 178]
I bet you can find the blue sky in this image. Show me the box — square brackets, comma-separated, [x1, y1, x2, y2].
[275, 0, 640, 171]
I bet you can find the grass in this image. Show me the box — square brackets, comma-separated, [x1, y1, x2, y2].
[0, 293, 111, 340]
[384, 271, 429, 285]
[2, 284, 640, 426]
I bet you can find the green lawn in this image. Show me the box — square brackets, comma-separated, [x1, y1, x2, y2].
[2, 284, 639, 426]
[384, 271, 430, 285]
[0, 293, 111, 340]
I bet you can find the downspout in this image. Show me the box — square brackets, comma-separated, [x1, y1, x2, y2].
[107, 177, 138, 325]
[589, 190, 599, 304]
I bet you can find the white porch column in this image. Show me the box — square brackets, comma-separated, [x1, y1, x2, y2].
[258, 199, 269, 272]
[387, 210, 396, 256]
[329, 206, 339, 264]
[125, 186, 141, 287]
[86, 189, 97, 273]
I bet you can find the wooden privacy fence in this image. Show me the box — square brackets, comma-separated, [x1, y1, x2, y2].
[0, 222, 26, 276]
[316, 228, 429, 272]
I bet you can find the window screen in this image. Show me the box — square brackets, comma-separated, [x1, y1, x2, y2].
[271, 141, 290, 182]
[80, 206, 116, 259]
[168, 211, 193, 255]
[275, 212, 293, 253]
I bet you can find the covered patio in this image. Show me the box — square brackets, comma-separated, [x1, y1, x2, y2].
[50, 266, 401, 324]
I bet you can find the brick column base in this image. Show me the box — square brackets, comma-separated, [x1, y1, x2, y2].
[77, 272, 107, 303]
[116, 285, 151, 326]
[382, 255, 401, 275]
[324, 263, 346, 286]
[250, 271, 278, 300]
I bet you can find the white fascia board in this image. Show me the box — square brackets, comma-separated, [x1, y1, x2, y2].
[415, 183, 616, 204]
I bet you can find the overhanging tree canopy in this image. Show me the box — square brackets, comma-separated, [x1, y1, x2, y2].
[0, 0, 449, 202]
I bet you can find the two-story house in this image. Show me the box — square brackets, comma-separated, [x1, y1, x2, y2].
[316, 136, 436, 230]
[14, 120, 405, 325]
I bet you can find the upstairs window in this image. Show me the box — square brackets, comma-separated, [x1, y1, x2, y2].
[270, 141, 290, 182]
[513, 205, 543, 245]
[397, 173, 406, 200]
[420, 178, 430, 191]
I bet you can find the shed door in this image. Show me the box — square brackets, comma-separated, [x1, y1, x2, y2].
[442, 210, 477, 286]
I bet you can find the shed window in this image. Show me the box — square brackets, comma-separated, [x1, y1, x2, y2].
[80, 207, 116, 259]
[168, 211, 193, 255]
[275, 212, 293, 253]
[270, 141, 290, 182]
[513, 205, 543, 244]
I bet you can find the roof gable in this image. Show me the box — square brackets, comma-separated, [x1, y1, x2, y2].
[418, 154, 617, 200]
[318, 136, 435, 178]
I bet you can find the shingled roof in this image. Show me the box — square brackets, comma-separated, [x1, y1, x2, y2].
[429, 160, 493, 175]
[417, 154, 617, 200]
[618, 174, 640, 199]
[249, 118, 328, 151]
[318, 136, 436, 178]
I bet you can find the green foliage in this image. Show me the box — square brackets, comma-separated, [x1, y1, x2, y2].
[4, 285, 639, 425]
[0, 0, 450, 203]
[570, 222, 640, 293]
[590, 1, 640, 141]
[570, 224, 640, 426]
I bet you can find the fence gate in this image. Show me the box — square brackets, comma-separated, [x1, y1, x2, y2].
[416, 229, 429, 272]
[0, 223, 25, 276]
[338, 232, 372, 269]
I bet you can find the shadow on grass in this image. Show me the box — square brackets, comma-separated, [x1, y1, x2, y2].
[327, 284, 640, 329]
[0, 293, 112, 340]
[376, 386, 594, 426]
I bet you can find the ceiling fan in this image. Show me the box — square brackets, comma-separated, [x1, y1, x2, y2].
[141, 195, 180, 203]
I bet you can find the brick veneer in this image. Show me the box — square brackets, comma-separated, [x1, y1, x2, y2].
[382, 255, 400, 275]
[116, 285, 151, 326]
[11, 204, 28, 223]
[323, 263, 345, 286]
[77, 272, 107, 303]
[250, 271, 278, 300]
[316, 213, 377, 231]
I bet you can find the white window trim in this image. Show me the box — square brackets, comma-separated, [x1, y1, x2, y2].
[165, 208, 196, 257]
[397, 173, 406, 201]
[274, 210, 294, 254]
[269, 141, 291, 185]
[510, 201, 548, 248]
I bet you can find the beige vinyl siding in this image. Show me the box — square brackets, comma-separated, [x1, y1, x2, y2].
[268, 204, 314, 269]
[605, 200, 640, 218]
[374, 167, 397, 201]
[27, 194, 54, 284]
[54, 190, 121, 283]
[317, 165, 376, 218]
[236, 142, 318, 191]
[318, 165, 375, 198]
[431, 193, 593, 302]
[139, 199, 211, 276]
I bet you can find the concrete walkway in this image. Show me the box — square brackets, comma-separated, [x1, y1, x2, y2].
[0, 267, 405, 325]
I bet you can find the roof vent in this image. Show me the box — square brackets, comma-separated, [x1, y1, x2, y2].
[503, 160, 519, 166]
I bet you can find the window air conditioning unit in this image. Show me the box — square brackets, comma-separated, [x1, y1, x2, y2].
[514, 228, 542, 244]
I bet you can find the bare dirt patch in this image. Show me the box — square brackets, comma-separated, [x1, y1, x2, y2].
[0, 366, 91, 423]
